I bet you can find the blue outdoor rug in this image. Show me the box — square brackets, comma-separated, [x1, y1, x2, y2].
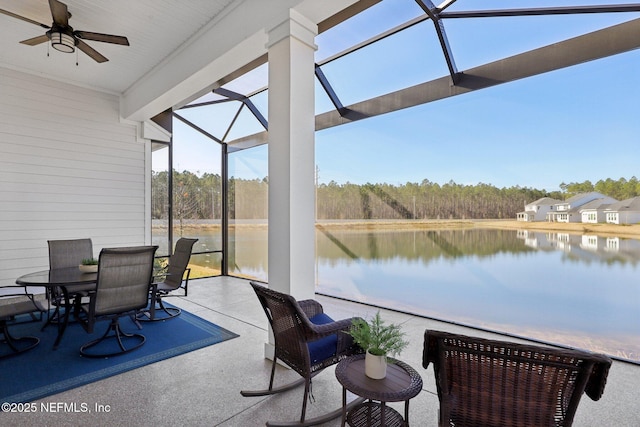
[0, 306, 238, 404]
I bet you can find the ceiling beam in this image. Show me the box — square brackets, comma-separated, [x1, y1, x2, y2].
[315, 17, 640, 130]
[440, 4, 640, 18]
[317, 0, 383, 32]
[415, 0, 461, 84]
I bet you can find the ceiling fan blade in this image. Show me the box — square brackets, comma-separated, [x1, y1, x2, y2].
[0, 8, 50, 29]
[49, 0, 70, 26]
[77, 39, 108, 63]
[75, 31, 130, 46]
[20, 34, 51, 46]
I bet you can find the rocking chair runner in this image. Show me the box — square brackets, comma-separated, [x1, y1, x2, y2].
[423, 329, 612, 427]
[242, 282, 364, 427]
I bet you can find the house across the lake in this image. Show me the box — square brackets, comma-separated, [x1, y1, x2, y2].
[516, 197, 561, 222]
[604, 196, 640, 224]
[580, 199, 614, 223]
[515, 192, 640, 224]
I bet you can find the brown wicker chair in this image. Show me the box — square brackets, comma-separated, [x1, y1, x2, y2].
[78, 246, 158, 358]
[423, 330, 612, 427]
[137, 237, 197, 321]
[241, 281, 364, 427]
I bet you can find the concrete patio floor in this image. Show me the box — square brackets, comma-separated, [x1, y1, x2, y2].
[4, 276, 639, 426]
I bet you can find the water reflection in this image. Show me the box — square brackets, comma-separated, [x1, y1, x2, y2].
[517, 229, 640, 265]
[313, 227, 640, 363]
[185, 226, 640, 363]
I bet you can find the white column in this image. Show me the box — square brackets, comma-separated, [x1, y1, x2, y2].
[267, 10, 317, 300]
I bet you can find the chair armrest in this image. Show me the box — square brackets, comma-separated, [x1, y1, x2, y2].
[585, 355, 612, 401]
[307, 317, 354, 336]
[298, 299, 323, 318]
[423, 330, 436, 369]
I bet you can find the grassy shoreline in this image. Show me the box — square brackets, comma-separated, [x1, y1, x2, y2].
[164, 219, 640, 238]
[473, 219, 640, 239]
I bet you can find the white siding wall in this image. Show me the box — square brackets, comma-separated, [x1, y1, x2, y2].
[617, 212, 640, 225]
[0, 68, 146, 287]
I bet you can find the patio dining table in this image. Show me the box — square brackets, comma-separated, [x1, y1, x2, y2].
[16, 268, 97, 349]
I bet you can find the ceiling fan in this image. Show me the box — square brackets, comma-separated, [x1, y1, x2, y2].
[0, 0, 129, 63]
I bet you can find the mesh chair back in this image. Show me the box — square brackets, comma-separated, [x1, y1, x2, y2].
[423, 330, 612, 427]
[48, 239, 93, 269]
[164, 238, 198, 290]
[94, 246, 157, 316]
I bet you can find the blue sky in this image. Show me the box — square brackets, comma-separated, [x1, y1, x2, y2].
[170, 1, 640, 193]
[315, 49, 639, 191]
[313, 0, 640, 192]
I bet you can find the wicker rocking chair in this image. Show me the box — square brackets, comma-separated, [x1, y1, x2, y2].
[241, 282, 364, 427]
[423, 329, 612, 427]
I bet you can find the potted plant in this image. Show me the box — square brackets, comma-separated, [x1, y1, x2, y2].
[348, 311, 409, 379]
[79, 257, 98, 273]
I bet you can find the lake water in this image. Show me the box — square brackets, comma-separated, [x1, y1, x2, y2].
[188, 226, 640, 363]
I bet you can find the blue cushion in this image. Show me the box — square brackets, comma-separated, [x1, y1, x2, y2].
[307, 313, 338, 364]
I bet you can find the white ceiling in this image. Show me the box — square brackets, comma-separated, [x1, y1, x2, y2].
[0, 0, 238, 94]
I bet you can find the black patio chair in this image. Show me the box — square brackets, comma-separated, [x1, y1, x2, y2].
[0, 286, 46, 358]
[78, 245, 157, 358]
[241, 281, 364, 427]
[423, 329, 612, 427]
[46, 238, 95, 326]
[137, 237, 198, 321]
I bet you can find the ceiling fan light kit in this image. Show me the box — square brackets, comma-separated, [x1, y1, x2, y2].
[49, 30, 75, 53]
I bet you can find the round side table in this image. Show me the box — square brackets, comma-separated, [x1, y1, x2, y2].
[335, 354, 423, 427]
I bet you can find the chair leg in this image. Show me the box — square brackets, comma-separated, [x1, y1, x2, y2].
[136, 295, 181, 322]
[268, 354, 277, 390]
[157, 298, 181, 318]
[80, 318, 145, 358]
[300, 379, 310, 423]
[1, 321, 40, 358]
[242, 363, 365, 427]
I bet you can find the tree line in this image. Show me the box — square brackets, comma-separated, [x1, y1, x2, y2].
[560, 177, 640, 201]
[152, 171, 639, 221]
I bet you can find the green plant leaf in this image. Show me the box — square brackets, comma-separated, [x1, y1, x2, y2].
[347, 311, 408, 358]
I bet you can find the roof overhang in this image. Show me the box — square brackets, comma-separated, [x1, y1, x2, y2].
[121, 0, 374, 122]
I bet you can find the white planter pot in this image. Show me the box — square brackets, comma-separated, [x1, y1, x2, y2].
[365, 350, 387, 379]
[78, 264, 98, 273]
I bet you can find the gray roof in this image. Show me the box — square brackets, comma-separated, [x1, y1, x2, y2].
[564, 192, 609, 204]
[605, 196, 640, 212]
[578, 199, 611, 211]
[529, 197, 561, 206]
